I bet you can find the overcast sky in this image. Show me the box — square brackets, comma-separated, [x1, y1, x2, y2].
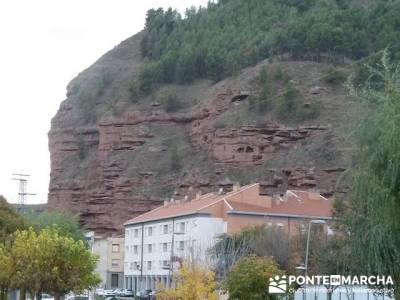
[0, 0, 209, 204]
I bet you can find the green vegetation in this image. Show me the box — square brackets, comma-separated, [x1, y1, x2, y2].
[322, 67, 347, 84]
[340, 52, 400, 296]
[1, 227, 100, 300]
[250, 67, 274, 114]
[132, 0, 400, 96]
[25, 210, 86, 242]
[0, 196, 98, 299]
[77, 134, 87, 160]
[210, 225, 290, 280]
[222, 255, 282, 300]
[170, 145, 182, 172]
[78, 91, 97, 123]
[0, 196, 25, 243]
[164, 93, 183, 112]
[95, 70, 113, 97]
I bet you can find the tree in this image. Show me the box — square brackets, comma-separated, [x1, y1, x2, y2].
[0, 195, 25, 243]
[10, 227, 100, 300]
[341, 51, 400, 296]
[0, 245, 11, 300]
[210, 225, 290, 280]
[25, 210, 86, 242]
[222, 255, 282, 300]
[157, 263, 217, 300]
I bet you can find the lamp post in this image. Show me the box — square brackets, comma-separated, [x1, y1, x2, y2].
[304, 219, 326, 278]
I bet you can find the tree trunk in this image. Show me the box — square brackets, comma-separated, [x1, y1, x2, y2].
[0, 287, 6, 300]
[19, 288, 26, 300]
[35, 291, 42, 300]
[54, 293, 61, 300]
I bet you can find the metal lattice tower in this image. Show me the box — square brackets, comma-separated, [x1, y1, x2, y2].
[11, 173, 35, 208]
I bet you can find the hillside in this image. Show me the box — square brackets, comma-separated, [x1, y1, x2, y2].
[48, 0, 399, 234]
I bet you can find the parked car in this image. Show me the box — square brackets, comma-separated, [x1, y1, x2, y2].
[120, 289, 134, 297]
[136, 290, 154, 300]
[95, 289, 105, 296]
[103, 290, 116, 297]
[66, 295, 91, 300]
[41, 294, 54, 300]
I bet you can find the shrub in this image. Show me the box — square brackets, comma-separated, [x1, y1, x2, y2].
[322, 67, 346, 84]
[273, 67, 290, 82]
[223, 255, 282, 300]
[170, 145, 182, 172]
[78, 91, 97, 123]
[77, 134, 87, 160]
[297, 100, 321, 120]
[164, 93, 183, 112]
[250, 67, 274, 114]
[96, 70, 113, 97]
[214, 119, 227, 129]
[277, 80, 299, 118]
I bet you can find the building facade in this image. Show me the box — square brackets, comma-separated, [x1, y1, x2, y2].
[123, 183, 332, 292]
[86, 233, 125, 289]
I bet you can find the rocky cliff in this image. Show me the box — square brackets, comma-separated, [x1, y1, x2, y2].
[48, 34, 351, 234]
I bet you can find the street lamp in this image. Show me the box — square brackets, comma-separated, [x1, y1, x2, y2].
[304, 219, 326, 278]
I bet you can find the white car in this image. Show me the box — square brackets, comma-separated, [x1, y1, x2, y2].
[104, 290, 116, 296]
[41, 294, 54, 300]
[95, 289, 105, 296]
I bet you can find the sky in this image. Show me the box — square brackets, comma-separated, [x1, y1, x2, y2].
[0, 0, 209, 204]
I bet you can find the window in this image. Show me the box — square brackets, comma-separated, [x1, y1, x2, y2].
[179, 222, 185, 233]
[147, 261, 152, 270]
[300, 224, 307, 234]
[162, 260, 169, 268]
[111, 273, 119, 287]
[134, 228, 139, 237]
[111, 259, 120, 268]
[112, 244, 120, 253]
[178, 241, 184, 251]
[163, 242, 168, 252]
[163, 224, 168, 234]
[148, 226, 153, 236]
[148, 244, 153, 253]
[134, 245, 138, 254]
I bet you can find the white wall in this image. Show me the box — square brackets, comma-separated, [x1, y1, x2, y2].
[124, 215, 226, 277]
[92, 238, 108, 288]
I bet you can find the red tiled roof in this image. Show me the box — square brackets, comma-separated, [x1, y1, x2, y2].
[227, 190, 332, 218]
[268, 190, 332, 217]
[124, 185, 332, 226]
[124, 192, 221, 225]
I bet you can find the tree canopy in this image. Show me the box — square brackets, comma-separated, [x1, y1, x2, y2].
[25, 210, 86, 242]
[340, 51, 400, 296]
[130, 0, 400, 96]
[222, 255, 282, 300]
[0, 196, 25, 244]
[157, 263, 217, 300]
[5, 227, 100, 300]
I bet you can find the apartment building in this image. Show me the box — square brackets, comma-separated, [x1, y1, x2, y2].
[86, 233, 125, 289]
[123, 183, 332, 292]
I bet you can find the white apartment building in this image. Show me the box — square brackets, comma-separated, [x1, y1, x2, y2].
[124, 214, 226, 292]
[123, 183, 333, 292]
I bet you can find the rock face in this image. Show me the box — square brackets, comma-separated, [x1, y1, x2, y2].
[48, 34, 350, 235]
